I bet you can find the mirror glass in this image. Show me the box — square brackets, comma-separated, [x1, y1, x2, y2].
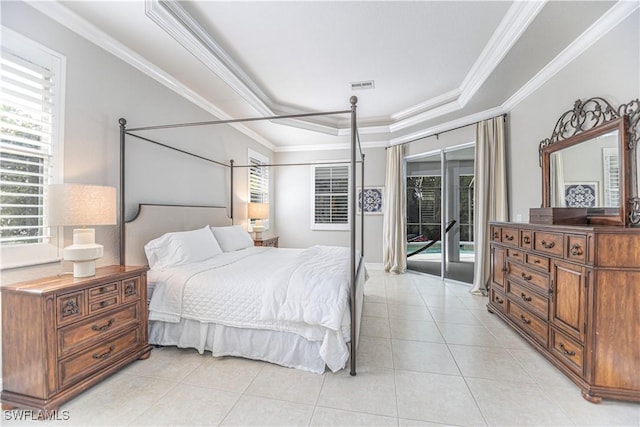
[549, 130, 619, 209]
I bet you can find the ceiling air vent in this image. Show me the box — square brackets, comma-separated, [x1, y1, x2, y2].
[350, 80, 375, 91]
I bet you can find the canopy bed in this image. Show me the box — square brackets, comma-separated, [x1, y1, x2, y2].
[487, 96, 640, 403]
[118, 97, 366, 375]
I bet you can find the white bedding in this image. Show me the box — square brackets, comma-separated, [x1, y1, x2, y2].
[147, 245, 354, 372]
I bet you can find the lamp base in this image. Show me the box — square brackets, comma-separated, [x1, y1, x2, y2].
[64, 228, 104, 278]
[253, 222, 265, 240]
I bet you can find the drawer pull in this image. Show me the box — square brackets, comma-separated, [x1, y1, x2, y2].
[62, 299, 79, 317]
[512, 253, 520, 257]
[521, 272, 532, 281]
[100, 300, 112, 308]
[492, 232, 499, 239]
[533, 259, 541, 264]
[540, 240, 555, 249]
[523, 236, 531, 244]
[520, 292, 532, 302]
[559, 343, 576, 357]
[91, 319, 115, 332]
[92, 345, 115, 360]
[504, 234, 514, 241]
[99, 287, 109, 294]
[495, 296, 504, 304]
[570, 244, 583, 256]
[519, 314, 531, 325]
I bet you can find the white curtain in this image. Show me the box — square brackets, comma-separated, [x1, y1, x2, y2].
[383, 144, 407, 274]
[471, 116, 508, 295]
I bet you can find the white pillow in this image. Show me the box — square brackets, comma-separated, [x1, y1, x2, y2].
[144, 226, 223, 269]
[211, 225, 254, 252]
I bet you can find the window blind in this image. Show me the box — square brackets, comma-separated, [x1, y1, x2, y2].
[314, 165, 348, 225]
[1, 50, 55, 246]
[603, 148, 619, 208]
[249, 155, 269, 204]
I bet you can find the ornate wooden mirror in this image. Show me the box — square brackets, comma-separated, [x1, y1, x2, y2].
[539, 97, 640, 226]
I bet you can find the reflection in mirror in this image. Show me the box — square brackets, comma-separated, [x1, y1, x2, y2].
[549, 130, 619, 209]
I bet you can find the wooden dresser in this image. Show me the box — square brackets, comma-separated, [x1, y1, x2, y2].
[488, 222, 640, 402]
[1, 265, 152, 410]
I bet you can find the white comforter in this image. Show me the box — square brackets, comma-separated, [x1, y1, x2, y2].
[147, 245, 353, 371]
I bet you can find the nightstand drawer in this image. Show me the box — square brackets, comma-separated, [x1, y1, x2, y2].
[58, 326, 142, 389]
[88, 294, 120, 315]
[58, 303, 140, 358]
[122, 277, 141, 303]
[88, 282, 119, 300]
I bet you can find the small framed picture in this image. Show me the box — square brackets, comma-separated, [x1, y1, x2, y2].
[564, 182, 598, 208]
[357, 187, 384, 215]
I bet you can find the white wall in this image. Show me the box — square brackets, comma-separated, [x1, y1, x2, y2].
[274, 147, 386, 263]
[1, 2, 273, 285]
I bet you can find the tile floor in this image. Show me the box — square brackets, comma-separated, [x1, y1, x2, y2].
[3, 270, 639, 426]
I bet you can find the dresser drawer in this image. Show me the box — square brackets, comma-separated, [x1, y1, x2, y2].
[507, 301, 548, 347]
[58, 327, 142, 389]
[122, 276, 141, 303]
[490, 225, 502, 242]
[550, 328, 584, 376]
[489, 288, 506, 313]
[507, 248, 525, 262]
[88, 281, 119, 300]
[88, 294, 120, 316]
[507, 281, 548, 320]
[507, 262, 549, 293]
[565, 234, 587, 264]
[56, 291, 86, 326]
[58, 303, 140, 358]
[526, 253, 549, 272]
[501, 227, 519, 247]
[520, 229, 533, 249]
[533, 231, 563, 257]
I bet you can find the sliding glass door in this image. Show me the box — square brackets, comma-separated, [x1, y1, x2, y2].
[406, 144, 475, 284]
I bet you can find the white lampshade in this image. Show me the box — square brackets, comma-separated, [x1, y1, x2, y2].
[49, 184, 117, 226]
[247, 202, 269, 220]
[48, 184, 117, 277]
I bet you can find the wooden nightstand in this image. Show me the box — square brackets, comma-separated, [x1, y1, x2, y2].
[254, 235, 279, 248]
[1, 265, 152, 411]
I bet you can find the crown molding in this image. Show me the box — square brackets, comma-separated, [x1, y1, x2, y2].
[391, 89, 460, 121]
[503, 0, 640, 112]
[275, 139, 390, 153]
[25, 0, 277, 152]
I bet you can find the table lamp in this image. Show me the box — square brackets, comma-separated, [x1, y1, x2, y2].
[48, 184, 117, 277]
[247, 202, 269, 238]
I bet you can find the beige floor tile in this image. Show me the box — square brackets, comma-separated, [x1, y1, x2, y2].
[387, 303, 433, 321]
[399, 419, 455, 426]
[465, 377, 574, 426]
[392, 339, 460, 376]
[357, 335, 394, 369]
[395, 370, 485, 426]
[421, 294, 467, 309]
[363, 301, 389, 318]
[311, 407, 397, 426]
[120, 346, 205, 382]
[220, 395, 314, 426]
[244, 363, 325, 405]
[449, 344, 534, 383]
[181, 356, 264, 393]
[437, 322, 502, 347]
[56, 372, 176, 426]
[386, 290, 425, 306]
[317, 367, 398, 417]
[389, 317, 444, 343]
[428, 307, 483, 324]
[361, 315, 392, 338]
[128, 383, 239, 426]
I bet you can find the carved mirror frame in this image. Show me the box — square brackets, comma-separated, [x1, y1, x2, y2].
[539, 97, 640, 226]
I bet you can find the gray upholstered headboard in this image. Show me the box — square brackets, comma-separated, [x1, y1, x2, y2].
[124, 204, 232, 266]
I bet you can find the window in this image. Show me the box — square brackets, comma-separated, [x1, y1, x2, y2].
[312, 164, 349, 230]
[1, 28, 65, 269]
[248, 149, 269, 229]
[603, 147, 619, 208]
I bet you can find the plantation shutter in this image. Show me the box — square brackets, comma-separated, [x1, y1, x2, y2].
[314, 165, 348, 225]
[249, 155, 269, 204]
[1, 49, 55, 246]
[603, 148, 619, 208]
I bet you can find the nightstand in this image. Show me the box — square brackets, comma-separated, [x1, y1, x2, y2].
[1, 265, 152, 411]
[254, 235, 279, 248]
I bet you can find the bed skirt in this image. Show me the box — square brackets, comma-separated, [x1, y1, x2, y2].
[149, 319, 332, 374]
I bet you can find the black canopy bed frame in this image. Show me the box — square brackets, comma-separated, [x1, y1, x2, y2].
[118, 96, 366, 375]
